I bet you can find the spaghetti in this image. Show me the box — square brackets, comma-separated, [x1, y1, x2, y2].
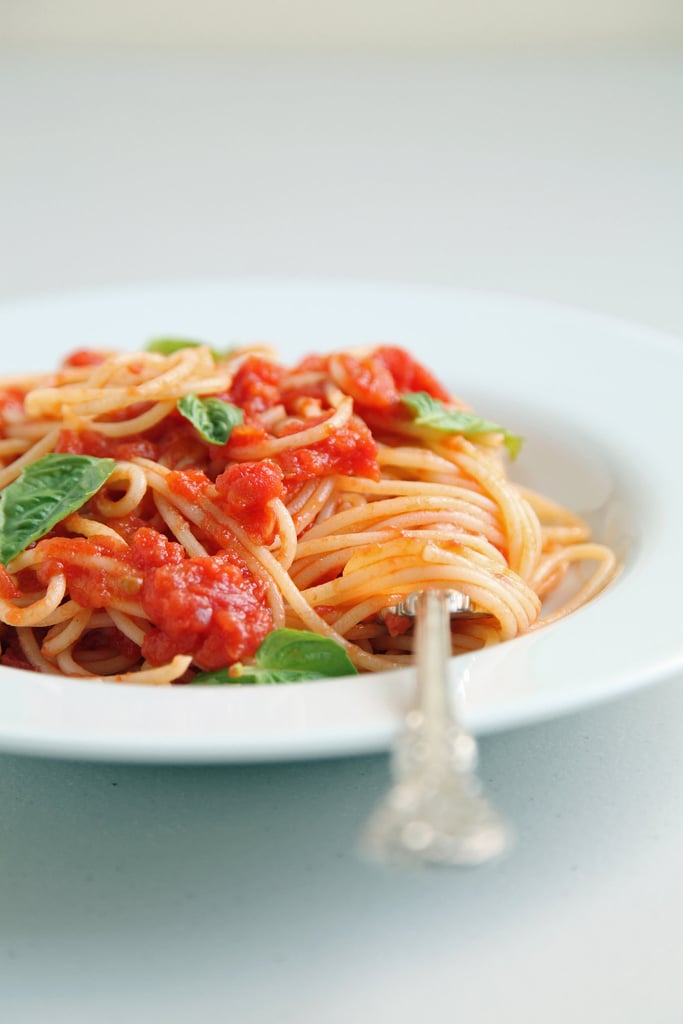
[0, 341, 618, 684]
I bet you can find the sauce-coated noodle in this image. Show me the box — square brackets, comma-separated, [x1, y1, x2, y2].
[0, 343, 618, 683]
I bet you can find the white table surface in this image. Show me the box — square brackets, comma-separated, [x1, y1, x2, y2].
[1, 50, 682, 1023]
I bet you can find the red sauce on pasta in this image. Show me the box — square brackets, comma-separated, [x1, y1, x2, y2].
[63, 349, 108, 368]
[56, 428, 160, 462]
[36, 536, 142, 607]
[215, 460, 284, 543]
[372, 345, 451, 401]
[226, 355, 284, 417]
[0, 389, 26, 427]
[0, 338, 616, 683]
[278, 416, 379, 487]
[33, 529, 272, 671]
[139, 552, 272, 670]
[0, 565, 20, 600]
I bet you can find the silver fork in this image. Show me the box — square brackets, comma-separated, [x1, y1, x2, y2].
[361, 589, 511, 867]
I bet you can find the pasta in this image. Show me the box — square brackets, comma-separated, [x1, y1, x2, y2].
[0, 340, 618, 684]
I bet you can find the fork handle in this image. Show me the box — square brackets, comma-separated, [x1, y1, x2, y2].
[363, 587, 510, 865]
[415, 589, 453, 723]
[411, 589, 478, 777]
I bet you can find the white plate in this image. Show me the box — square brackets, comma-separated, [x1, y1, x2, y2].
[0, 279, 680, 762]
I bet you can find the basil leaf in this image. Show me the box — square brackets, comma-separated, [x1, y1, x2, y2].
[190, 628, 358, 685]
[190, 667, 326, 685]
[146, 338, 225, 360]
[250, 628, 358, 678]
[0, 454, 116, 565]
[401, 391, 523, 458]
[176, 393, 243, 445]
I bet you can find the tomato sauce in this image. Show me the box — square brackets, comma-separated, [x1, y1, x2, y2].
[140, 551, 272, 670]
[0, 389, 26, 434]
[36, 536, 144, 608]
[215, 460, 284, 543]
[56, 429, 160, 462]
[277, 415, 380, 488]
[226, 355, 284, 418]
[33, 527, 272, 671]
[62, 349, 108, 368]
[333, 352, 400, 408]
[129, 527, 185, 570]
[0, 565, 21, 600]
[167, 468, 212, 503]
[373, 345, 451, 402]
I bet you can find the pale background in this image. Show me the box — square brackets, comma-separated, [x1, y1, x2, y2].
[3, 0, 683, 51]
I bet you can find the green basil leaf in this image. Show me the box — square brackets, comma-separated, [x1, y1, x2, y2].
[190, 628, 358, 685]
[0, 454, 116, 565]
[176, 393, 243, 445]
[190, 666, 326, 685]
[251, 628, 358, 677]
[146, 338, 226, 360]
[401, 391, 523, 458]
